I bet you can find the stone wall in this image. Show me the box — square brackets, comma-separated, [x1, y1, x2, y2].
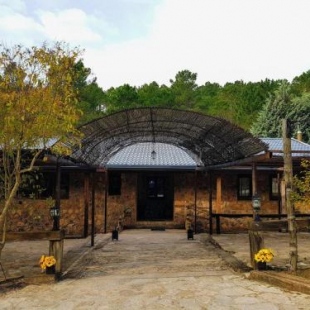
[213, 171, 281, 233]
[106, 172, 137, 231]
[4, 171, 105, 237]
[3, 168, 299, 236]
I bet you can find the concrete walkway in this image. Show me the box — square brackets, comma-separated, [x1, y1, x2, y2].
[1, 230, 310, 309]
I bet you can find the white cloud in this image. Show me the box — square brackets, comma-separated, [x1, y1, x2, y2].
[1, 0, 310, 89]
[0, 2, 43, 46]
[37, 9, 103, 46]
[0, 0, 26, 13]
[87, 0, 310, 89]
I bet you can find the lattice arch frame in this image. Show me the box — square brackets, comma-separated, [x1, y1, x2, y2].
[68, 108, 267, 168]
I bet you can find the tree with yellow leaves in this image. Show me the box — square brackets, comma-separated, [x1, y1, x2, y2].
[0, 42, 83, 258]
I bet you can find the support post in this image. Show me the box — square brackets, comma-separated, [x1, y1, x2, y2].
[248, 228, 264, 269]
[83, 173, 90, 237]
[194, 170, 197, 234]
[252, 163, 258, 221]
[209, 172, 213, 235]
[49, 230, 65, 280]
[104, 171, 108, 233]
[277, 172, 282, 219]
[216, 176, 222, 213]
[91, 173, 95, 247]
[54, 157, 61, 231]
[282, 119, 298, 272]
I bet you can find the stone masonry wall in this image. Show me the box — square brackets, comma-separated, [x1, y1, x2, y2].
[3, 169, 297, 236]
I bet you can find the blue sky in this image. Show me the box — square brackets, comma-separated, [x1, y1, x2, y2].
[1, 0, 310, 90]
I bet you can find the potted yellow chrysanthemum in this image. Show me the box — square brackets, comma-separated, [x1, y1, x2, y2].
[39, 255, 57, 274]
[254, 248, 274, 270]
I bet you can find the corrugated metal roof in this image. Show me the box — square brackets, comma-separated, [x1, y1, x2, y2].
[106, 138, 310, 170]
[106, 142, 200, 170]
[261, 138, 310, 157]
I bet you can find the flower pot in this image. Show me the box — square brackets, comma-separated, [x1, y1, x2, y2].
[257, 262, 267, 270]
[112, 230, 118, 240]
[46, 265, 56, 274]
[187, 229, 194, 240]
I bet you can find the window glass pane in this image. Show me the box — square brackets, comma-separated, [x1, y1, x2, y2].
[18, 171, 70, 199]
[238, 176, 252, 199]
[157, 178, 164, 197]
[270, 176, 279, 200]
[271, 178, 278, 196]
[240, 178, 250, 196]
[147, 177, 165, 198]
[148, 178, 156, 197]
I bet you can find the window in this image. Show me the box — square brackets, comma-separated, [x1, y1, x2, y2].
[147, 176, 165, 198]
[270, 175, 280, 200]
[108, 172, 121, 195]
[238, 175, 252, 200]
[18, 171, 70, 199]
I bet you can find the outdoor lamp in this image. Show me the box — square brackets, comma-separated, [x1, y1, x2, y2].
[50, 206, 60, 231]
[252, 195, 261, 221]
[151, 150, 156, 160]
[252, 195, 261, 212]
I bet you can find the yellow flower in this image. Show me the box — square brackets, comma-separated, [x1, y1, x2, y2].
[254, 248, 274, 263]
[45, 256, 56, 267]
[39, 255, 56, 270]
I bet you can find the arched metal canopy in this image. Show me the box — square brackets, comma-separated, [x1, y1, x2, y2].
[70, 107, 268, 168]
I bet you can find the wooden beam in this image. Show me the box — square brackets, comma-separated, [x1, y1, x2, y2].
[0, 230, 65, 241]
[216, 176, 222, 213]
[283, 119, 298, 272]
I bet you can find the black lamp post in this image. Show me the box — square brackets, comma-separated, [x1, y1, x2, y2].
[51, 156, 61, 231]
[50, 206, 60, 231]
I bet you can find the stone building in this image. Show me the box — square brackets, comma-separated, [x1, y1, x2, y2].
[5, 108, 310, 236]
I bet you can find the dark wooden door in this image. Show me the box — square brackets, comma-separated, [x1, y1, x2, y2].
[137, 173, 174, 221]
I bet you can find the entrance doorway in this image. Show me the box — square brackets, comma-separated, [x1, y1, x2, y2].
[137, 173, 174, 221]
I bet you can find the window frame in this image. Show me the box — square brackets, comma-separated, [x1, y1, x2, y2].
[18, 171, 70, 199]
[269, 175, 280, 201]
[237, 175, 252, 200]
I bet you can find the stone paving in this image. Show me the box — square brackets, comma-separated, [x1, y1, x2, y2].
[211, 232, 310, 271]
[1, 230, 310, 309]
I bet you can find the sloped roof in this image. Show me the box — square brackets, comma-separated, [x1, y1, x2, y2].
[104, 138, 310, 170]
[261, 138, 310, 157]
[106, 142, 199, 170]
[69, 108, 267, 168]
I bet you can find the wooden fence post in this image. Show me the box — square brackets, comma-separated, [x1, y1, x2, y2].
[49, 230, 65, 280]
[249, 222, 264, 269]
[282, 119, 298, 272]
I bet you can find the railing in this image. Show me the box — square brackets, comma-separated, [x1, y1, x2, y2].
[212, 213, 310, 234]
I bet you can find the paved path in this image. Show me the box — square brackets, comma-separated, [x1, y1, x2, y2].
[1, 230, 310, 309]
